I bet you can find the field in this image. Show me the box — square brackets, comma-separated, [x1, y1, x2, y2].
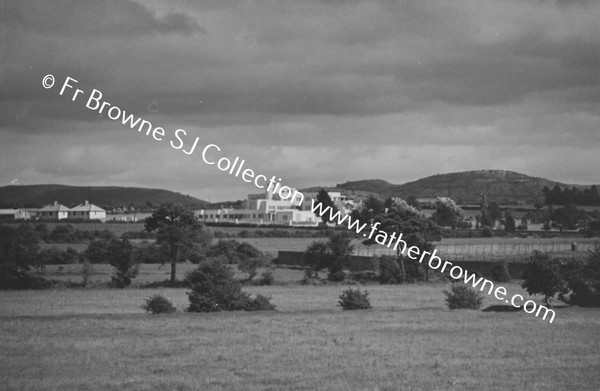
[1, 282, 599, 390]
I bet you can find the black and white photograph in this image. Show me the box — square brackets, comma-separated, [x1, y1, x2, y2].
[1, 0, 599, 389]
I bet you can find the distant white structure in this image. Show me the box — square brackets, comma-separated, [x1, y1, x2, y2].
[37, 201, 70, 221]
[68, 200, 107, 221]
[0, 201, 108, 222]
[0, 209, 32, 221]
[197, 187, 322, 226]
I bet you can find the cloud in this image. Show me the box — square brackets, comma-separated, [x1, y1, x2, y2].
[0, 0, 599, 200]
[2, 0, 205, 36]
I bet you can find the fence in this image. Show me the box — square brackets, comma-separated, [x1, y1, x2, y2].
[352, 239, 598, 261]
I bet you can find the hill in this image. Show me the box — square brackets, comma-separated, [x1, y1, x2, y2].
[335, 170, 575, 204]
[0, 184, 208, 209]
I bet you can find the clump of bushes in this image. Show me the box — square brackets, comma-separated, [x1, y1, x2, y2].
[444, 284, 483, 309]
[338, 287, 372, 310]
[142, 294, 177, 314]
[490, 261, 511, 283]
[186, 259, 276, 312]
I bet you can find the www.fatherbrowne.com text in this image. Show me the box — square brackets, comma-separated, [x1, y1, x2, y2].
[311, 199, 556, 324]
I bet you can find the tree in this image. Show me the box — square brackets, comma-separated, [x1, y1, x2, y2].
[550, 203, 580, 231]
[145, 201, 211, 283]
[521, 251, 565, 306]
[488, 202, 502, 226]
[303, 232, 354, 281]
[479, 193, 492, 227]
[83, 238, 112, 264]
[355, 198, 441, 281]
[562, 245, 600, 306]
[315, 189, 337, 225]
[0, 224, 40, 288]
[107, 238, 139, 288]
[431, 197, 464, 228]
[504, 210, 516, 233]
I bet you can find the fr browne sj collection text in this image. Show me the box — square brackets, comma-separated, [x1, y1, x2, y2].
[42, 74, 305, 206]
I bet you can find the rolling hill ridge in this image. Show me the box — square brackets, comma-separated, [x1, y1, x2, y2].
[0, 185, 208, 209]
[333, 170, 584, 204]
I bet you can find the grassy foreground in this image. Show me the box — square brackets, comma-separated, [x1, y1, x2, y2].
[1, 284, 599, 390]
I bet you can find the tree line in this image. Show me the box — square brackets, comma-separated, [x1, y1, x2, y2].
[543, 185, 600, 206]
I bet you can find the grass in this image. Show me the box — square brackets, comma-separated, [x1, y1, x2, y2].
[1, 284, 599, 390]
[40, 263, 305, 286]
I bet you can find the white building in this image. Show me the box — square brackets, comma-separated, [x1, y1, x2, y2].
[68, 201, 106, 221]
[197, 187, 319, 226]
[0, 209, 32, 221]
[37, 201, 70, 221]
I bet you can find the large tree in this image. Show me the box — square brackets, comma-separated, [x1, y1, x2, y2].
[431, 197, 464, 229]
[315, 189, 337, 225]
[145, 201, 211, 282]
[355, 198, 441, 281]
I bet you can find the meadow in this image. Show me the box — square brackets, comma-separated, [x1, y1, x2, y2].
[1, 282, 599, 390]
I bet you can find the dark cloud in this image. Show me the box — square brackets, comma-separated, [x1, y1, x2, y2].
[2, 0, 205, 36]
[0, 0, 599, 200]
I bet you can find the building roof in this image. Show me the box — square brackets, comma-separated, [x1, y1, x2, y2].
[0, 209, 19, 215]
[69, 201, 105, 213]
[38, 201, 70, 212]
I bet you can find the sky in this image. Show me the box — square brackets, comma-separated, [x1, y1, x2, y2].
[1, 0, 599, 202]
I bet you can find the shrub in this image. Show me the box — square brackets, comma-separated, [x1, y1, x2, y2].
[238, 256, 267, 280]
[142, 294, 177, 314]
[481, 226, 494, 237]
[257, 270, 274, 285]
[186, 259, 276, 312]
[242, 294, 277, 311]
[327, 268, 346, 282]
[444, 284, 483, 309]
[338, 287, 372, 310]
[490, 261, 511, 283]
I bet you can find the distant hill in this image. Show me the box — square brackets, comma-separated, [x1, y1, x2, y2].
[0, 185, 208, 209]
[334, 170, 581, 204]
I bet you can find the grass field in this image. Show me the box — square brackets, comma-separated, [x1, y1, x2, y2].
[1, 283, 599, 390]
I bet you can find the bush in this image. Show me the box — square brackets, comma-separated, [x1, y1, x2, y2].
[186, 259, 276, 312]
[444, 284, 483, 309]
[238, 256, 267, 280]
[338, 287, 372, 310]
[242, 294, 277, 311]
[327, 268, 347, 282]
[257, 270, 274, 285]
[490, 261, 511, 283]
[481, 226, 494, 237]
[142, 294, 177, 314]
